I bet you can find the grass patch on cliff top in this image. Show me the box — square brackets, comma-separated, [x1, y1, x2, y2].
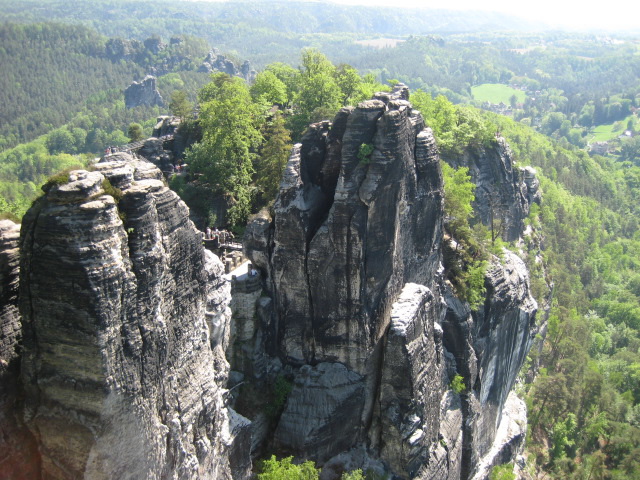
[41, 165, 84, 192]
[101, 178, 123, 203]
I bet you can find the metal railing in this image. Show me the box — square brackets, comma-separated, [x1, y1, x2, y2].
[108, 134, 175, 154]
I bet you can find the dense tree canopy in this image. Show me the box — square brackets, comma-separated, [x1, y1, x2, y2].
[187, 73, 263, 226]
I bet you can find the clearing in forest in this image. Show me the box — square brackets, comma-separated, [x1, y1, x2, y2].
[472, 83, 525, 104]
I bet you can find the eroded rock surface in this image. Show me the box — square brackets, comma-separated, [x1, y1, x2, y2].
[444, 138, 539, 241]
[242, 85, 538, 479]
[442, 251, 536, 478]
[199, 49, 256, 83]
[17, 159, 248, 479]
[0, 220, 40, 477]
[125, 75, 164, 108]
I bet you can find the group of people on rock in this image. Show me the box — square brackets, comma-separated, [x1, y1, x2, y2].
[205, 227, 234, 247]
[173, 163, 188, 173]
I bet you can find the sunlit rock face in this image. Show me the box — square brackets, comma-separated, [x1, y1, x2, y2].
[444, 138, 540, 242]
[249, 84, 444, 373]
[245, 85, 538, 479]
[124, 75, 164, 108]
[17, 159, 249, 479]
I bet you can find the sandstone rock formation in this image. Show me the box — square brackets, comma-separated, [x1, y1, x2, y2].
[444, 138, 540, 242]
[13, 158, 249, 479]
[0, 220, 40, 477]
[125, 75, 164, 108]
[1, 83, 539, 479]
[242, 85, 538, 479]
[442, 251, 536, 479]
[199, 49, 256, 83]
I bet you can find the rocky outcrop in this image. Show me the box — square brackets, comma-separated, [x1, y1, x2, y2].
[148, 115, 201, 168]
[125, 75, 164, 108]
[245, 84, 448, 471]
[153, 115, 181, 137]
[471, 392, 527, 480]
[137, 137, 176, 174]
[242, 85, 538, 479]
[259, 84, 444, 373]
[16, 158, 249, 479]
[275, 363, 365, 463]
[442, 251, 536, 478]
[376, 283, 443, 478]
[444, 138, 539, 242]
[199, 49, 256, 83]
[0, 220, 40, 477]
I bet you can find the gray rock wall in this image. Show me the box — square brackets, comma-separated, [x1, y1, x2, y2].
[259, 85, 443, 375]
[442, 251, 536, 478]
[377, 284, 443, 477]
[243, 85, 538, 479]
[444, 138, 538, 242]
[125, 75, 164, 109]
[17, 159, 248, 479]
[0, 220, 41, 477]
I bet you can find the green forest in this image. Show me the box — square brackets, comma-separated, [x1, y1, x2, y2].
[1, 2, 640, 478]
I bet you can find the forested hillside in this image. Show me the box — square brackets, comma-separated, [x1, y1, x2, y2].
[1, 0, 542, 39]
[0, 23, 143, 150]
[0, 22, 214, 151]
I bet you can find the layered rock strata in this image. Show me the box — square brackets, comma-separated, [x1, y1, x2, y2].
[17, 158, 249, 479]
[243, 85, 538, 479]
[0, 220, 40, 477]
[442, 251, 536, 478]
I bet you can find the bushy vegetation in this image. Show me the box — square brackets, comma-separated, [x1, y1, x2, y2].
[257, 456, 376, 480]
[409, 89, 640, 477]
[478, 107, 640, 479]
[180, 51, 388, 228]
[258, 456, 319, 480]
[264, 375, 293, 420]
[489, 462, 515, 480]
[451, 374, 467, 394]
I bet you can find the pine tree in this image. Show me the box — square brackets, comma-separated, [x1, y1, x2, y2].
[257, 112, 292, 201]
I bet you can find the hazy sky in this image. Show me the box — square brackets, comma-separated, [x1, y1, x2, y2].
[195, 0, 640, 32]
[328, 0, 639, 32]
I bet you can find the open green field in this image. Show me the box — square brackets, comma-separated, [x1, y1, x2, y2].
[589, 114, 637, 141]
[472, 83, 526, 104]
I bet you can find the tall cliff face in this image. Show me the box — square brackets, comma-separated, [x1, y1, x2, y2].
[17, 157, 249, 479]
[444, 138, 539, 242]
[244, 85, 537, 479]
[442, 252, 537, 479]
[247, 85, 443, 372]
[0, 219, 40, 477]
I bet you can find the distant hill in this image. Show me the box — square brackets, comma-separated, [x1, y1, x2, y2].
[0, 0, 546, 36]
[0, 0, 547, 69]
[0, 22, 143, 150]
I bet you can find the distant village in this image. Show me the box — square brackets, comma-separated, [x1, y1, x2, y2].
[477, 85, 638, 158]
